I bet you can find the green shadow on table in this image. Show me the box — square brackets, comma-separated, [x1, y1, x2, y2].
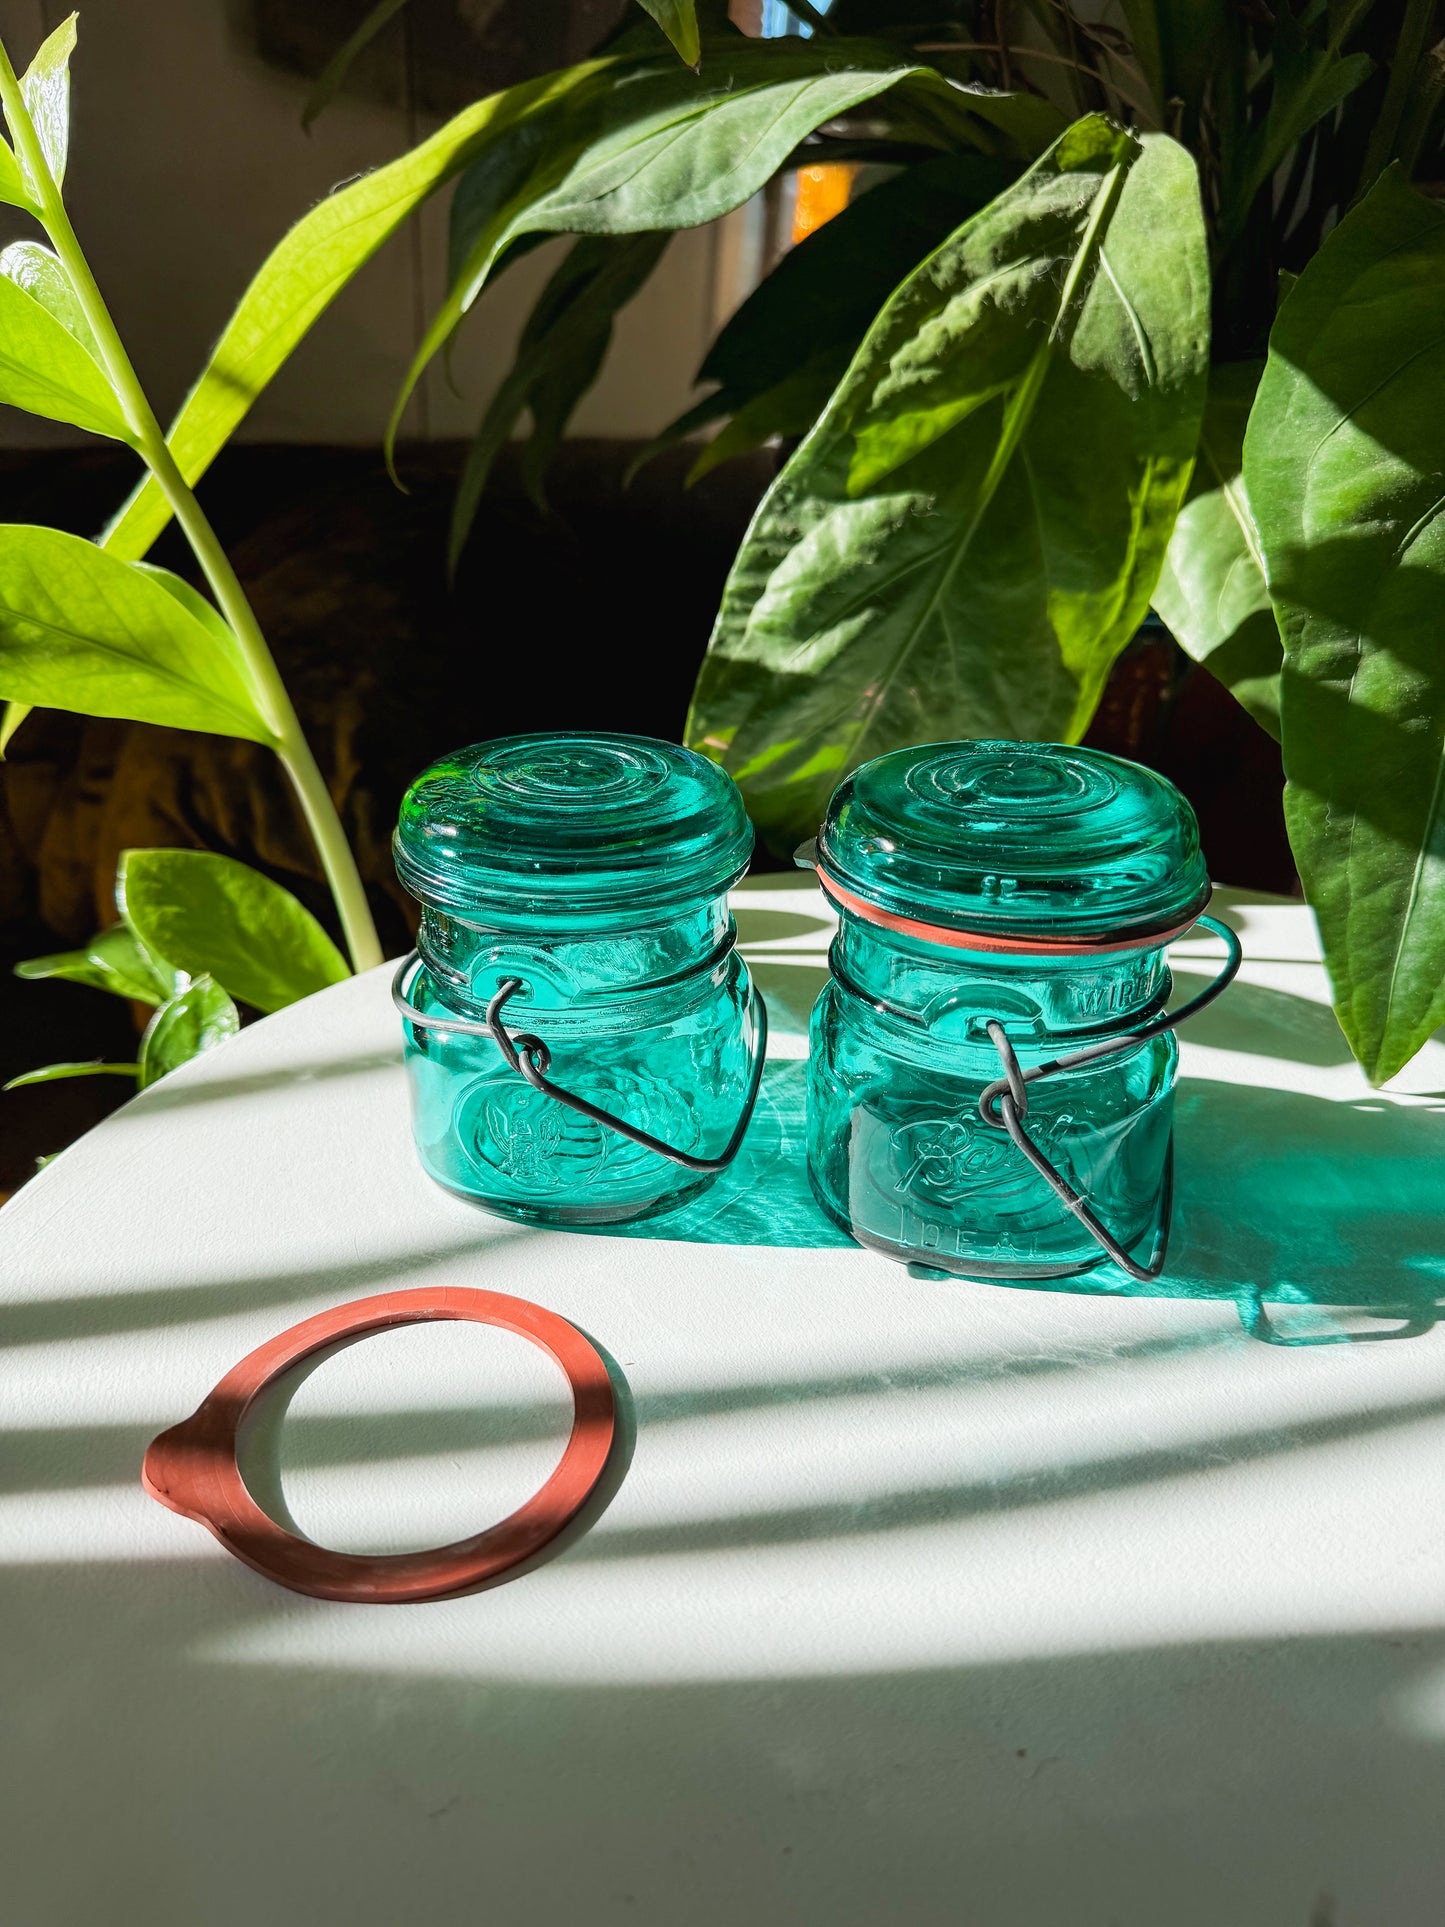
[602, 1061, 1445, 1341]
[596, 1057, 852, 1254]
[954, 1077, 1445, 1339]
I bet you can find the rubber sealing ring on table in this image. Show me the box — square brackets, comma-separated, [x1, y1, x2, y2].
[141, 1286, 617, 1605]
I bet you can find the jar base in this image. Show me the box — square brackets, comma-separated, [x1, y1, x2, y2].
[806, 1169, 1165, 1283]
[420, 1164, 722, 1230]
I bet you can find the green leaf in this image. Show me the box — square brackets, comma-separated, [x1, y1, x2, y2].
[4, 1059, 138, 1091]
[101, 60, 609, 563]
[302, 0, 411, 130]
[20, 11, 77, 188]
[1152, 361, 1281, 738]
[1245, 165, 1445, 1085]
[0, 698, 30, 756]
[687, 116, 1210, 845]
[0, 139, 36, 215]
[0, 526, 276, 741]
[391, 40, 1060, 462]
[450, 230, 669, 563]
[0, 240, 99, 353]
[138, 974, 239, 1088]
[638, 152, 1017, 480]
[684, 356, 841, 484]
[632, 0, 700, 68]
[15, 921, 183, 1005]
[118, 848, 350, 1013]
[0, 266, 132, 441]
[1222, 1, 1373, 244]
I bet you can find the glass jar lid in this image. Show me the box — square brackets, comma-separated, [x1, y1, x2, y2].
[815, 741, 1209, 943]
[394, 731, 754, 920]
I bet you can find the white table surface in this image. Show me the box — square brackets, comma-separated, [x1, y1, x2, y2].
[4, 874, 1445, 1927]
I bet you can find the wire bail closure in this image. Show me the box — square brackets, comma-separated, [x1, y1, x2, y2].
[975, 911, 1242, 1282]
[391, 953, 768, 1175]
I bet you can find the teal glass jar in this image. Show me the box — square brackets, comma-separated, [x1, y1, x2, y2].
[805, 741, 1236, 1281]
[392, 733, 764, 1226]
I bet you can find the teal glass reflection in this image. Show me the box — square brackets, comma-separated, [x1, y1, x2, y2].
[395, 733, 757, 1226]
[806, 741, 1210, 1279]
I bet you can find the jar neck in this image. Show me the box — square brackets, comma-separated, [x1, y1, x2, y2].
[418, 896, 733, 1015]
[832, 914, 1170, 1047]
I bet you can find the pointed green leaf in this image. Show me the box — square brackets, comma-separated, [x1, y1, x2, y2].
[4, 1059, 138, 1091]
[119, 848, 349, 1013]
[1245, 166, 1445, 1085]
[0, 240, 98, 352]
[0, 526, 276, 741]
[101, 61, 607, 563]
[450, 230, 669, 563]
[632, 0, 701, 68]
[20, 12, 77, 188]
[0, 268, 131, 441]
[1222, 2, 1372, 244]
[638, 152, 1016, 481]
[138, 974, 239, 1088]
[15, 921, 184, 1004]
[390, 41, 1059, 460]
[1152, 361, 1281, 738]
[684, 357, 839, 483]
[687, 118, 1209, 844]
[0, 698, 30, 756]
[0, 138, 37, 214]
[131, 562, 256, 687]
[302, 0, 412, 131]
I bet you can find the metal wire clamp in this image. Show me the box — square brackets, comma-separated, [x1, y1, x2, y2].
[391, 953, 769, 1175]
[976, 912, 1243, 1283]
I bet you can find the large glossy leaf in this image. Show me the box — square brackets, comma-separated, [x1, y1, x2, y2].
[391, 40, 1061, 452]
[1244, 166, 1445, 1086]
[101, 62, 607, 563]
[687, 117, 1209, 844]
[450, 229, 669, 563]
[138, 974, 239, 1088]
[0, 527, 275, 741]
[635, 152, 1017, 478]
[15, 921, 183, 1005]
[1152, 360, 1281, 738]
[119, 848, 349, 1013]
[20, 12, 76, 187]
[0, 267, 131, 441]
[632, 0, 700, 67]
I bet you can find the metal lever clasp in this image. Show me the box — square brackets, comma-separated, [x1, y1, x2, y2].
[391, 954, 769, 1176]
[975, 912, 1243, 1283]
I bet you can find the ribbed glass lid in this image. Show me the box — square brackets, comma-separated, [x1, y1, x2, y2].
[816, 741, 1209, 941]
[394, 732, 753, 918]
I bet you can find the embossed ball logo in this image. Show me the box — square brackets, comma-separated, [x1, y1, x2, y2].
[458, 1071, 691, 1194]
[888, 1111, 1077, 1206]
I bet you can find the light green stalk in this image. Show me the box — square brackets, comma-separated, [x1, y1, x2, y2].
[0, 39, 382, 973]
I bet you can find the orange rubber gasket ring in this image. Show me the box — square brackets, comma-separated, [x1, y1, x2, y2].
[815, 869, 1210, 957]
[142, 1286, 617, 1605]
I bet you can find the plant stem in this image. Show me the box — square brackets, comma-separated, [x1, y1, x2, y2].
[0, 40, 382, 974]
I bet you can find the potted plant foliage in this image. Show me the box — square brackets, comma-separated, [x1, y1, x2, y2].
[2, 0, 1443, 1096]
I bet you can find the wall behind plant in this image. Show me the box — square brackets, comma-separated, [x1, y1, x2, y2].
[0, 0, 719, 447]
